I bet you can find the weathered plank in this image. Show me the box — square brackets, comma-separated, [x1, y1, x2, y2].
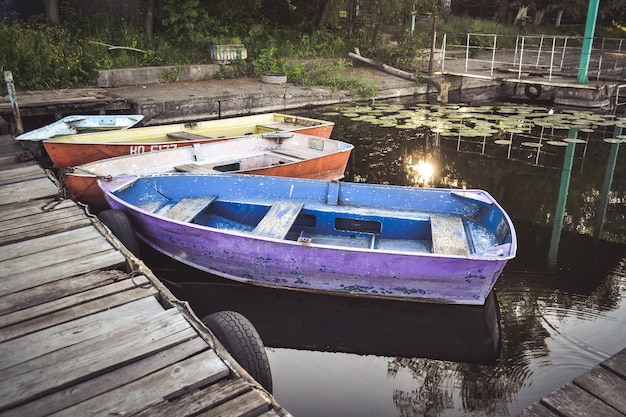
[0, 284, 159, 342]
[1, 295, 164, 369]
[0, 204, 88, 232]
[0, 226, 102, 262]
[575, 366, 626, 414]
[0, 177, 57, 204]
[0, 275, 153, 329]
[0, 164, 45, 185]
[132, 378, 251, 417]
[0, 269, 125, 315]
[516, 403, 561, 417]
[2, 337, 210, 417]
[430, 214, 470, 256]
[0, 198, 77, 221]
[541, 382, 624, 417]
[164, 196, 217, 222]
[0, 308, 199, 411]
[0, 250, 126, 297]
[52, 350, 229, 417]
[199, 389, 272, 417]
[253, 201, 304, 239]
[166, 131, 216, 141]
[602, 348, 626, 378]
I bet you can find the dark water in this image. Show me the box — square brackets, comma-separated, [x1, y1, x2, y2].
[147, 101, 626, 417]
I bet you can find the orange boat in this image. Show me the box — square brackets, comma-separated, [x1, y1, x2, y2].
[64, 132, 353, 211]
[44, 113, 335, 169]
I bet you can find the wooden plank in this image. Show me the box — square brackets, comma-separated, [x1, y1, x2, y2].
[0, 226, 101, 262]
[430, 214, 470, 256]
[199, 389, 271, 417]
[0, 295, 164, 370]
[164, 196, 217, 222]
[2, 338, 210, 417]
[0, 275, 153, 329]
[602, 348, 626, 378]
[0, 216, 91, 246]
[0, 250, 126, 297]
[132, 378, 251, 417]
[0, 285, 159, 342]
[0, 198, 78, 221]
[166, 131, 215, 141]
[175, 163, 218, 173]
[0, 269, 126, 315]
[0, 164, 45, 185]
[0, 235, 116, 278]
[253, 201, 304, 239]
[52, 350, 229, 417]
[0, 308, 200, 411]
[575, 366, 626, 414]
[516, 403, 561, 417]
[540, 382, 624, 417]
[0, 177, 58, 204]
[0, 206, 88, 234]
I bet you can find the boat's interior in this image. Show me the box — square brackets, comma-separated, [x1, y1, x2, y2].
[137, 195, 503, 255]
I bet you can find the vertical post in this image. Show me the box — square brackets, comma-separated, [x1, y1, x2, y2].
[559, 37, 568, 70]
[593, 126, 622, 243]
[429, 14, 437, 73]
[518, 36, 525, 80]
[490, 35, 497, 77]
[548, 128, 578, 263]
[3, 71, 23, 135]
[549, 37, 556, 81]
[441, 33, 447, 73]
[577, 0, 600, 84]
[536, 35, 544, 68]
[465, 33, 470, 73]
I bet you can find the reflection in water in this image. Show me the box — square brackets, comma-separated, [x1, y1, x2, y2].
[150, 101, 626, 417]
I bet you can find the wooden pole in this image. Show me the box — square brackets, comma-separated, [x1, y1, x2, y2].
[593, 126, 622, 243]
[3, 71, 23, 136]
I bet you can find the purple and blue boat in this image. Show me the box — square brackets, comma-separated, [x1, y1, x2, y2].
[98, 173, 517, 305]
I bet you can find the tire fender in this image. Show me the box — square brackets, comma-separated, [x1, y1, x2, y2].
[524, 84, 542, 100]
[202, 310, 273, 393]
[97, 209, 141, 257]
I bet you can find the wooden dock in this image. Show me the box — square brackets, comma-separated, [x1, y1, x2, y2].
[517, 348, 626, 417]
[0, 134, 291, 416]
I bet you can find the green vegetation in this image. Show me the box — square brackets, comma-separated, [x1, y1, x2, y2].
[0, 0, 624, 91]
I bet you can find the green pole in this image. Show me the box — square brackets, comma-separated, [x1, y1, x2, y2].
[593, 126, 622, 243]
[549, 128, 578, 263]
[577, 0, 600, 84]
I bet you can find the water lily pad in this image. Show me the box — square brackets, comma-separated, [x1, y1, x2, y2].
[546, 140, 568, 146]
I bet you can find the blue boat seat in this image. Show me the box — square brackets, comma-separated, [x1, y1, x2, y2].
[163, 196, 217, 222]
[430, 214, 470, 256]
[253, 201, 304, 239]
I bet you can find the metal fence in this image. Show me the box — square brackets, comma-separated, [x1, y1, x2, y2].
[439, 33, 626, 82]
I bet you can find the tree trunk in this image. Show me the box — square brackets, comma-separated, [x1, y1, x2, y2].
[144, 0, 155, 39]
[554, 9, 564, 27]
[534, 8, 546, 25]
[492, 0, 509, 23]
[316, 0, 333, 30]
[45, 0, 60, 23]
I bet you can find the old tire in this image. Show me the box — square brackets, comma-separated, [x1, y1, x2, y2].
[98, 209, 141, 257]
[524, 84, 542, 100]
[202, 310, 273, 393]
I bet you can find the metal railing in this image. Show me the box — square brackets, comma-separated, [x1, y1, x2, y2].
[438, 33, 626, 82]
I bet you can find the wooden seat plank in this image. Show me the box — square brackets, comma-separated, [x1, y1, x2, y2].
[174, 163, 218, 173]
[430, 214, 469, 256]
[253, 201, 304, 239]
[164, 196, 217, 222]
[166, 131, 215, 141]
[200, 389, 271, 417]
